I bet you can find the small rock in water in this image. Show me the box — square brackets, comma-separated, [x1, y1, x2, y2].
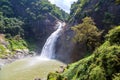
[56, 65, 66, 73]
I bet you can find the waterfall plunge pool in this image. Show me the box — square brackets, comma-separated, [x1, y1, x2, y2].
[0, 57, 66, 80]
[0, 22, 66, 80]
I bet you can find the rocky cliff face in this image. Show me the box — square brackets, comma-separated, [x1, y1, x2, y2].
[56, 0, 120, 63]
[55, 25, 87, 63]
[56, 28, 74, 63]
[70, 0, 120, 29]
[24, 13, 58, 52]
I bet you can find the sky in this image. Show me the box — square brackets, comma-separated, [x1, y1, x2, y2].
[48, 0, 78, 13]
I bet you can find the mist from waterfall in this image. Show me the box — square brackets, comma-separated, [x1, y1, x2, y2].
[40, 22, 63, 59]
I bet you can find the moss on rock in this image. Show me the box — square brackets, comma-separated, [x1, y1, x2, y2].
[0, 35, 28, 58]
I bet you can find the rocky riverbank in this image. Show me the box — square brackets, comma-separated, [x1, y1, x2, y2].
[0, 49, 36, 68]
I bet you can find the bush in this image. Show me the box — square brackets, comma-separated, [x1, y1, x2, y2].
[8, 37, 28, 50]
[72, 17, 102, 52]
[106, 26, 120, 45]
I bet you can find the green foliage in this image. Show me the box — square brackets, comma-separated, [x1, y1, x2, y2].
[0, 35, 28, 58]
[8, 35, 28, 50]
[89, 66, 106, 80]
[70, 0, 120, 29]
[0, 12, 24, 36]
[47, 26, 120, 80]
[0, 44, 9, 58]
[0, 0, 14, 16]
[70, 0, 89, 15]
[48, 73, 63, 80]
[113, 73, 120, 80]
[106, 26, 120, 45]
[25, 39, 37, 51]
[72, 17, 102, 51]
[18, 0, 69, 21]
[70, 0, 90, 21]
[103, 12, 115, 24]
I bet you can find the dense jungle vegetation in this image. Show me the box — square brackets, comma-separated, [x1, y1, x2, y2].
[0, 0, 69, 58]
[48, 0, 120, 80]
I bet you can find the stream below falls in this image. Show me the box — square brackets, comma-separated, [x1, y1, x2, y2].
[0, 57, 66, 80]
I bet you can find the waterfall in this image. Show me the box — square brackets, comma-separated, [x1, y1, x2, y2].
[40, 22, 63, 59]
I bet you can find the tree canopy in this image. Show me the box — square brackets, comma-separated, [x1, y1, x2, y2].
[0, 12, 24, 36]
[72, 17, 102, 51]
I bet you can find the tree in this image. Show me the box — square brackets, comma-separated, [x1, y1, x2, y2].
[72, 17, 102, 52]
[0, 12, 24, 36]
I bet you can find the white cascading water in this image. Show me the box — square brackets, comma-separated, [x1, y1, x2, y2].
[40, 22, 63, 59]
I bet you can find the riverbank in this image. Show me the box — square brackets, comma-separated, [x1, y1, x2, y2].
[0, 50, 36, 68]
